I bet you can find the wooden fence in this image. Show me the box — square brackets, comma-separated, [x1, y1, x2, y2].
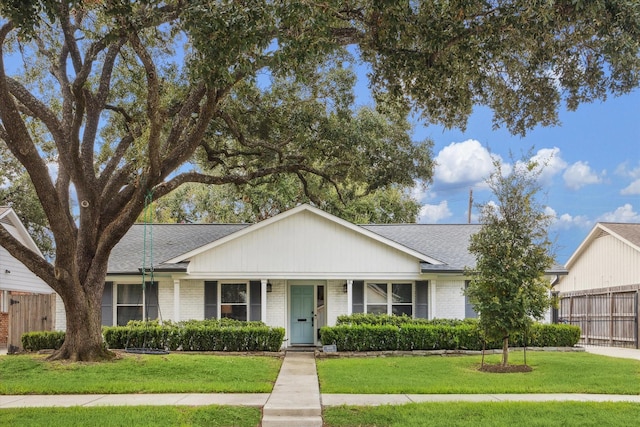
[558, 287, 639, 348]
[7, 293, 55, 353]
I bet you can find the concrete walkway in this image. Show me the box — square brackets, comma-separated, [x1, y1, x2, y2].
[261, 352, 322, 427]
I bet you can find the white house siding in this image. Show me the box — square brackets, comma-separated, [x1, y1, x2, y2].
[179, 280, 204, 321]
[559, 233, 640, 292]
[187, 210, 419, 278]
[0, 245, 52, 295]
[432, 279, 466, 319]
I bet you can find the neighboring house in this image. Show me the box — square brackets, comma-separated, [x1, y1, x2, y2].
[54, 204, 566, 348]
[0, 207, 55, 346]
[556, 222, 640, 348]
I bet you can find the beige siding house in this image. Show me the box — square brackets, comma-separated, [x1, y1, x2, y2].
[556, 222, 640, 348]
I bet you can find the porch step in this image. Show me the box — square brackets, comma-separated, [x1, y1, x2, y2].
[262, 404, 321, 417]
[261, 415, 323, 427]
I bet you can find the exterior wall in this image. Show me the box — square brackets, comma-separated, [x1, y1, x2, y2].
[158, 280, 174, 321]
[179, 280, 204, 321]
[432, 279, 466, 319]
[187, 210, 419, 279]
[266, 279, 286, 329]
[326, 280, 347, 327]
[0, 247, 52, 294]
[55, 293, 66, 331]
[0, 311, 7, 345]
[559, 233, 640, 293]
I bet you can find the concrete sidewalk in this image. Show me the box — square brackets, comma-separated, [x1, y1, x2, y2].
[3, 391, 640, 410]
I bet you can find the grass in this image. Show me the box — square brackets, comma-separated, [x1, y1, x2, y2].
[323, 401, 640, 427]
[0, 352, 282, 394]
[317, 351, 640, 394]
[0, 405, 261, 427]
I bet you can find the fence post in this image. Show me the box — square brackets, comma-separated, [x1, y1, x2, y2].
[635, 291, 639, 349]
[609, 292, 614, 347]
[585, 294, 590, 345]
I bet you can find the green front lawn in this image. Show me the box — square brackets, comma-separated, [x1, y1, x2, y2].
[324, 401, 640, 427]
[0, 352, 282, 394]
[317, 352, 640, 394]
[0, 405, 261, 427]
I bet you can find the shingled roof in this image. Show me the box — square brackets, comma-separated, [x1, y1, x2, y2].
[363, 224, 482, 272]
[108, 223, 248, 274]
[107, 206, 566, 275]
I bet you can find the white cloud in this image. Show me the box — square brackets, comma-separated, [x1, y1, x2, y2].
[598, 204, 640, 223]
[531, 147, 567, 182]
[615, 162, 640, 178]
[433, 139, 498, 187]
[418, 201, 452, 223]
[621, 179, 640, 195]
[563, 161, 603, 190]
[545, 206, 591, 229]
[616, 162, 640, 195]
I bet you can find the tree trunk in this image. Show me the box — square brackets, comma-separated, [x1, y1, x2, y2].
[48, 272, 114, 362]
[501, 336, 509, 366]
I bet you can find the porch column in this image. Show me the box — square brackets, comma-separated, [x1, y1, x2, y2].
[261, 279, 268, 322]
[346, 279, 353, 315]
[429, 279, 436, 320]
[173, 279, 180, 322]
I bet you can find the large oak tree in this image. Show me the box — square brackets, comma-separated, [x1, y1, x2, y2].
[0, 1, 638, 361]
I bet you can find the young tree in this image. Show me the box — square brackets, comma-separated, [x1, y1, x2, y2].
[465, 156, 555, 367]
[0, 1, 638, 361]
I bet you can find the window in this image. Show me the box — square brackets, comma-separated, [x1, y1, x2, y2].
[220, 283, 247, 321]
[464, 281, 477, 318]
[115, 282, 158, 326]
[117, 284, 142, 325]
[366, 282, 413, 316]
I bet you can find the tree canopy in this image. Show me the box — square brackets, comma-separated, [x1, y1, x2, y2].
[0, 0, 638, 361]
[465, 155, 555, 367]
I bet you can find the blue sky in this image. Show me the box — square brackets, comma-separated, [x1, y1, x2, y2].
[391, 90, 639, 264]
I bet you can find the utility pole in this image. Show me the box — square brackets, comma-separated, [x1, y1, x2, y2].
[467, 188, 473, 224]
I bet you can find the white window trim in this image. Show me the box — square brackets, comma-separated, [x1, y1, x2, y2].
[364, 281, 414, 316]
[115, 283, 146, 326]
[218, 281, 250, 321]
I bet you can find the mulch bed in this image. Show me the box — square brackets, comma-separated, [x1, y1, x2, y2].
[478, 364, 533, 373]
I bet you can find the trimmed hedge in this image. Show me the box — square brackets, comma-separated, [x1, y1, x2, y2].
[21, 320, 286, 353]
[21, 331, 65, 351]
[103, 319, 285, 352]
[321, 316, 580, 351]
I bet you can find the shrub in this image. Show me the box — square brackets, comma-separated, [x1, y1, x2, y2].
[21, 331, 65, 351]
[321, 318, 581, 352]
[102, 321, 285, 352]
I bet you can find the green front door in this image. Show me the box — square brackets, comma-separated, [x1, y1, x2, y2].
[290, 285, 315, 344]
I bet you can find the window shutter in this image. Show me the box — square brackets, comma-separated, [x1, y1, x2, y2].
[352, 280, 364, 313]
[144, 282, 159, 320]
[415, 281, 429, 319]
[464, 281, 477, 318]
[101, 282, 113, 326]
[249, 281, 261, 321]
[204, 281, 218, 319]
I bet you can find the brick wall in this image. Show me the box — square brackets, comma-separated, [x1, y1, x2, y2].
[158, 280, 174, 321]
[0, 312, 7, 345]
[434, 279, 466, 319]
[327, 280, 347, 327]
[179, 280, 204, 321]
[266, 279, 286, 328]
